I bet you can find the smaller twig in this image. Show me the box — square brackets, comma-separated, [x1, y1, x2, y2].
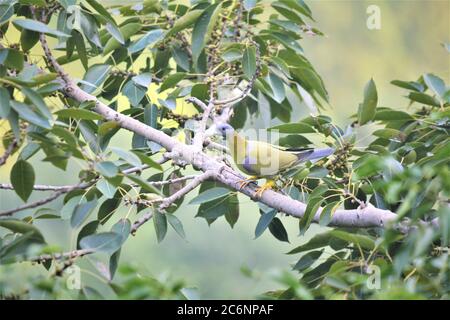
[0, 156, 170, 216]
[131, 171, 216, 233]
[0, 139, 18, 166]
[204, 138, 229, 153]
[212, 40, 261, 106]
[186, 97, 208, 111]
[147, 174, 197, 186]
[30, 248, 94, 263]
[192, 101, 215, 148]
[0, 183, 79, 191]
[159, 170, 216, 210]
[131, 211, 154, 235]
[0, 182, 91, 217]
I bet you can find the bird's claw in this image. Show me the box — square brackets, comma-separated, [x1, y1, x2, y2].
[255, 181, 276, 198]
[237, 176, 257, 190]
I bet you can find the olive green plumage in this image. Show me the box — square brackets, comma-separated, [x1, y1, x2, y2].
[215, 123, 334, 178]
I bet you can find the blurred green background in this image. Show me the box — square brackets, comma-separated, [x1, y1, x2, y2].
[0, 0, 449, 299]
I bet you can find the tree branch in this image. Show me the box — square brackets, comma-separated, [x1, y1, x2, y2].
[0, 182, 91, 217]
[0, 139, 18, 167]
[36, 31, 438, 233]
[130, 171, 216, 233]
[30, 248, 94, 263]
[212, 40, 261, 106]
[0, 158, 169, 217]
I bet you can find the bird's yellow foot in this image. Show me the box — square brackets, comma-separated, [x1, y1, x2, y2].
[238, 176, 258, 190]
[255, 180, 276, 198]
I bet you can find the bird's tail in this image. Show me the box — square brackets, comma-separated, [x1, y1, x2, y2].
[296, 147, 335, 162]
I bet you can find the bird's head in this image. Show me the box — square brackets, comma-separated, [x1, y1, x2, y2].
[215, 123, 235, 137]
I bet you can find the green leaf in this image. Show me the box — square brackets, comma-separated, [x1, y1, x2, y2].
[358, 78, 378, 125]
[222, 48, 242, 62]
[126, 174, 161, 194]
[288, 232, 333, 254]
[373, 128, 405, 141]
[265, 31, 303, 55]
[79, 232, 123, 255]
[109, 250, 121, 279]
[0, 2, 15, 25]
[272, 2, 305, 25]
[195, 186, 238, 221]
[191, 3, 222, 62]
[95, 161, 118, 178]
[278, 135, 312, 148]
[423, 73, 446, 101]
[299, 197, 322, 235]
[329, 230, 376, 250]
[153, 211, 167, 243]
[71, 198, 97, 228]
[171, 45, 191, 71]
[81, 64, 111, 94]
[76, 220, 99, 249]
[132, 73, 152, 88]
[189, 187, 231, 205]
[408, 92, 440, 107]
[20, 29, 40, 52]
[103, 22, 142, 55]
[144, 104, 158, 129]
[13, 19, 70, 37]
[128, 29, 164, 54]
[122, 80, 147, 107]
[0, 219, 44, 242]
[268, 73, 285, 103]
[374, 109, 413, 121]
[98, 193, 122, 225]
[293, 249, 323, 271]
[279, 0, 314, 20]
[225, 206, 239, 229]
[111, 218, 131, 245]
[55, 108, 103, 120]
[72, 29, 88, 70]
[3, 49, 24, 70]
[319, 201, 339, 226]
[133, 151, 163, 171]
[391, 80, 424, 92]
[10, 160, 35, 202]
[439, 205, 450, 247]
[0, 87, 10, 118]
[255, 209, 277, 239]
[167, 214, 185, 239]
[105, 23, 124, 45]
[96, 179, 116, 199]
[10, 101, 52, 129]
[110, 147, 141, 167]
[242, 46, 257, 79]
[165, 10, 203, 39]
[269, 122, 315, 133]
[21, 87, 52, 119]
[86, 0, 117, 27]
[159, 72, 186, 92]
[268, 217, 289, 243]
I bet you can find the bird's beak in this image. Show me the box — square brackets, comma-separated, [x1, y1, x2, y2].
[205, 124, 217, 137]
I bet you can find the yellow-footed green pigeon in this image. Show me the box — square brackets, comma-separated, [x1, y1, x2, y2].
[215, 123, 334, 196]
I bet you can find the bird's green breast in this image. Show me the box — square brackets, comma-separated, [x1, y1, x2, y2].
[226, 133, 298, 177]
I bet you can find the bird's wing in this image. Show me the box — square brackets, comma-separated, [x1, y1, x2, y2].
[245, 140, 299, 176]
